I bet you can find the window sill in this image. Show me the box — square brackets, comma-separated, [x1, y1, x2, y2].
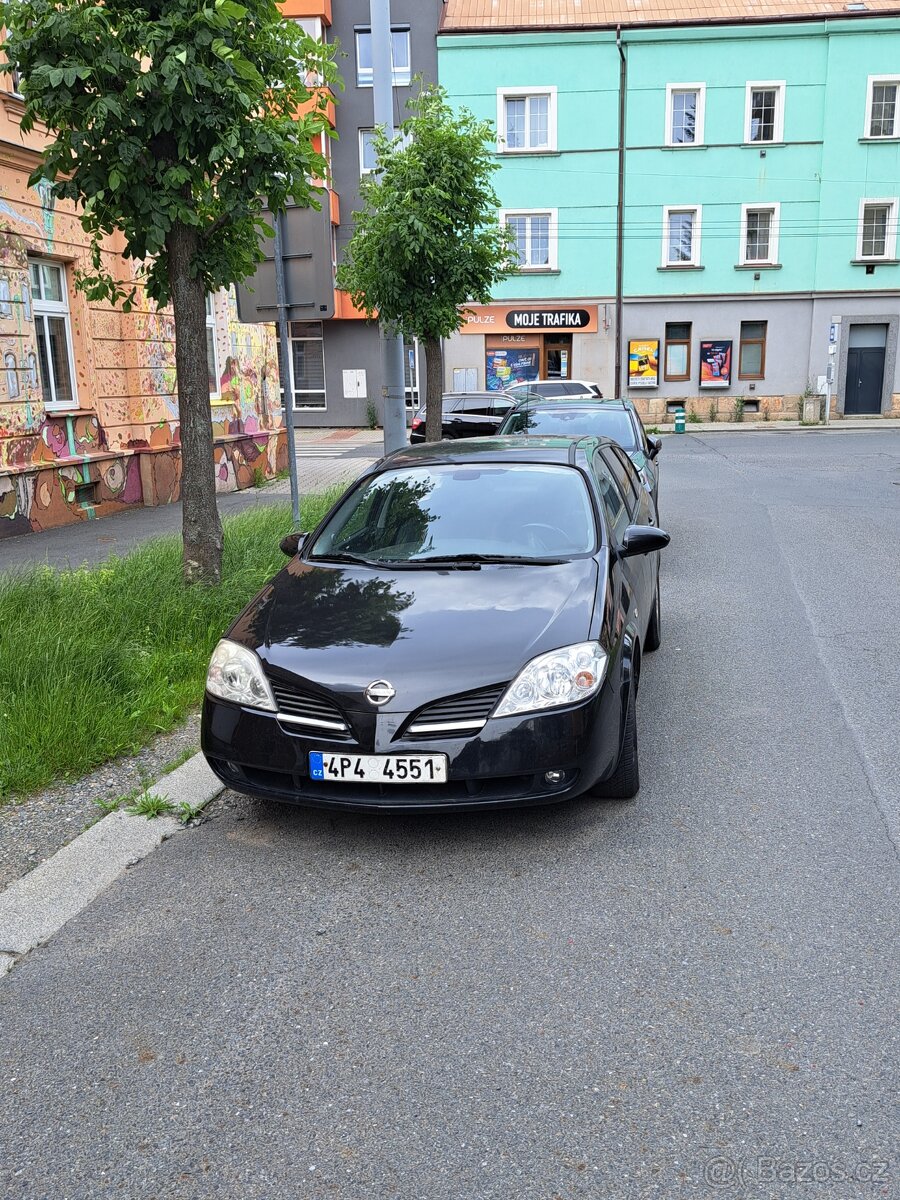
[495, 149, 561, 157]
[657, 264, 704, 271]
[850, 258, 899, 265]
[741, 141, 785, 148]
[734, 262, 782, 270]
[661, 143, 707, 150]
[43, 406, 93, 417]
[513, 267, 561, 275]
[859, 136, 900, 143]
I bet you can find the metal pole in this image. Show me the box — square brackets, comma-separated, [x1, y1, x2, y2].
[274, 210, 301, 527]
[614, 27, 627, 400]
[371, 0, 407, 454]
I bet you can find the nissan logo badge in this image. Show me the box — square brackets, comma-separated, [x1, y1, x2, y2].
[365, 680, 395, 707]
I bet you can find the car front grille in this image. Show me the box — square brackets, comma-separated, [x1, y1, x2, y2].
[403, 683, 507, 739]
[270, 681, 352, 737]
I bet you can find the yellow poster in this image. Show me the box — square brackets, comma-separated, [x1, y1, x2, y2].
[628, 339, 659, 388]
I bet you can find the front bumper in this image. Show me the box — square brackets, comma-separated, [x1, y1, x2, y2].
[201, 683, 623, 812]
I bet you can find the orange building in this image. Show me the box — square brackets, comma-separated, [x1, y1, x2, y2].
[0, 67, 285, 540]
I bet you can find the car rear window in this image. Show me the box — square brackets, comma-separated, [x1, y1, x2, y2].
[311, 464, 597, 562]
[498, 407, 639, 450]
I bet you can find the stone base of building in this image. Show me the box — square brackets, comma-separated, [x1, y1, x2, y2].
[0, 429, 287, 541]
[629, 391, 900, 424]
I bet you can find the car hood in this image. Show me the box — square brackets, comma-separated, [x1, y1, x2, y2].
[228, 557, 601, 713]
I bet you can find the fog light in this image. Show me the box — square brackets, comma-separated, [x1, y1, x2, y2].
[544, 770, 565, 786]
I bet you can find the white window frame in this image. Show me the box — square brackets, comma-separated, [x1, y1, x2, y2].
[739, 202, 781, 265]
[355, 27, 410, 88]
[284, 321, 327, 411]
[29, 257, 79, 412]
[661, 205, 702, 268]
[496, 87, 558, 153]
[500, 208, 558, 272]
[206, 293, 222, 400]
[359, 128, 377, 175]
[864, 75, 900, 139]
[744, 81, 785, 145]
[403, 337, 421, 408]
[665, 83, 706, 147]
[856, 197, 899, 261]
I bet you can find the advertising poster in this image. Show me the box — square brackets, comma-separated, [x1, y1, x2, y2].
[628, 339, 659, 388]
[485, 348, 540, 391]
[699, 340, 732, 388]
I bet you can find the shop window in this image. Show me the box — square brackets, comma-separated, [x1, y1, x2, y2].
[497, 88, 557, 152]
[745, 82, 785, 143]
[866, 77, 900, 138]
[664, 322, 691, 381]
[355, 27, 410, 87]
[738, 321, 767, 380]
[665, 84, 705, 146]
[29, 258, 77, 411]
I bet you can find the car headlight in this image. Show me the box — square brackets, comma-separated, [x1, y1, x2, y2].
[493, 641, 608, 719]
[205, 639, 277, 711]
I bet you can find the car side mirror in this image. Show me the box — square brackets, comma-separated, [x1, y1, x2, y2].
[279, 532, 307, 557]
[619, 524, 670, 558]
[647, 436, 662, 460]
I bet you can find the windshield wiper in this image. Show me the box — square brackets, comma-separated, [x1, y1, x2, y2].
[310, 552, 377, 567]
[399, 553, 568, 568]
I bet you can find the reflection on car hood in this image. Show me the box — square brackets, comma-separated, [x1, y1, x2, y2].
[228, 557, 601, 713]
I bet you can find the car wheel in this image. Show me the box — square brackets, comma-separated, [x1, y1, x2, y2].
[587, 683, 640, 800]
[645, 575, 661, 653]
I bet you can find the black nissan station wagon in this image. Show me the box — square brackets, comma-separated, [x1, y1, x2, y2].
[201, 438, 669, 812]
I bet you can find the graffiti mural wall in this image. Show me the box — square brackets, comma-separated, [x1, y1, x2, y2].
[0, 75, 283, 541]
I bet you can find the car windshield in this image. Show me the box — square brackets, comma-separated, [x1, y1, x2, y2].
[311, 463, 596, 563]
[500, 407, 639, 451]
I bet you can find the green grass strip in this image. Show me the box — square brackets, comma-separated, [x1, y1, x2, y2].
[0, 490, 342, 802]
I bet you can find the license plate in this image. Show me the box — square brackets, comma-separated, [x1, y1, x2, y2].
[309, 751, 448, 784]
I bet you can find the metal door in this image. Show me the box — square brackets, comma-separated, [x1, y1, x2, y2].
[845, 347, 885, 414]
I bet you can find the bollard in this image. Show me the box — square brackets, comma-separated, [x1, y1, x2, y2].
[674, 407, 686, 434]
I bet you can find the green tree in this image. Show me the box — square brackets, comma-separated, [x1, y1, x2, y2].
[3, 0, 335, 583]
[337, 84, 514, 443]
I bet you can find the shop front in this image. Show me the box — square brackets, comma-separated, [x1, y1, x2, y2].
[446, 303, 608, 394]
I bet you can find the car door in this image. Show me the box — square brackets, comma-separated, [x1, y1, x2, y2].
[590, 450, 641, 686]
[599, 445, 657, 647]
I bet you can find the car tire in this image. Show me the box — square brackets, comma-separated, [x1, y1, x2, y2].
[587, 683, 640, 800]
[645, 575, 661, 653]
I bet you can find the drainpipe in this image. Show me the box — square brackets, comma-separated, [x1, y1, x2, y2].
[615, 26, 627, 399]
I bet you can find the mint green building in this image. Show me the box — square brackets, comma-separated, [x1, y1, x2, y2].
[438, 3, 900, 419]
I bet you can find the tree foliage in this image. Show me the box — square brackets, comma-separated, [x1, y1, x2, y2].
[3, 0, 337, 309]
[336, 85, 513, 441]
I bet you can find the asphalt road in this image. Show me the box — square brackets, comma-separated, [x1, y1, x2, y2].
[2, 430, 898, 1199]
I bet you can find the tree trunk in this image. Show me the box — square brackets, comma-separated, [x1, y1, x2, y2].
[423, 336, 444, 443]
[167, 222, 223, 585]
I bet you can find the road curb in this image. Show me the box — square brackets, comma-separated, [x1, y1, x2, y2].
[0, 753, 222, 979]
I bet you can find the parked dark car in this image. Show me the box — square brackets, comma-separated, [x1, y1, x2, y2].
[409, 392, 517, 442]
[497, 399, 662, 516]
[202, 437, 669, 812]
[505, 379, 603, 401]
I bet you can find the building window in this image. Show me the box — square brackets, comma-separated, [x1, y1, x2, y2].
[284, 321, 326, 410]
[857, 198, 898, 260]
[501, 209, 557, 271]
[740, 203, 780, 265]
[496, 87, 557, 153]
[29, 258, 77, 411]
[206, 294, 222, 398]
[403, 338, 420, 408]
[745, 82, 785, 144]
[664, 322, 691, 381]
[866, 77, 900, 138]
[665, 84, 705, 146]
[662, 206, 702, 267]
[359, 128, 377, 174]
[355, 27, 410, 87]
[9, 67, 23, 96]
[738, 321, 767, 379]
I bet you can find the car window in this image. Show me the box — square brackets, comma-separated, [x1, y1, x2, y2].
[629, 411, 649, 453]
[601, 446, 641, 517]
[459, 396, 494, 414]
[312, 464, 598, 561]
[491, 396, 515, 415]
[591, 452, 630, 542]
[497, 410, 527, 434]
[498, 407, 638, 448]
[536, 382, 570, 397]
[441, 396, 463, 412]
[563, 382, 591, 397]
